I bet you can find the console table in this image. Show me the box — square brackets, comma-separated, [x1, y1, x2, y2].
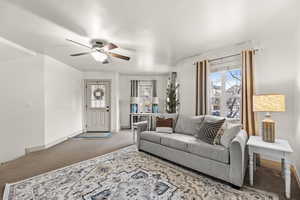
[130, 113, 159, 143]
[130, 113, 159, 131]
[247, 136, 293, 199]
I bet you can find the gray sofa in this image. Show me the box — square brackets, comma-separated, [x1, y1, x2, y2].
[136, 114, 248, 187]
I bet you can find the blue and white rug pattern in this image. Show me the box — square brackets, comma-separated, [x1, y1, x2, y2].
[4, 145, 278, 200]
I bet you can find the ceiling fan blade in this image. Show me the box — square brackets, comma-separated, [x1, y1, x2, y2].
[70, 52, 92, 56]
[108, 52, 130, 61]
[104, 43, 118, 50]
[66, 39, 92, 49]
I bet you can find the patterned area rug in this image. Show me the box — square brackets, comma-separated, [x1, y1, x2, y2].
[4, 145, 278, 200]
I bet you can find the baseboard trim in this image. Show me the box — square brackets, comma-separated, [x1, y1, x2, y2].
[25, 130, 83, 154]
[44, 130, 82, 149]
[120, 125, 130, 129]
[0, 154, 25, 166]
[261, 158, 300, 190]
[25, 145, 44, 154]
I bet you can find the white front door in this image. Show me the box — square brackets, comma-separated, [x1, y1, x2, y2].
[85, 80, 111, 132]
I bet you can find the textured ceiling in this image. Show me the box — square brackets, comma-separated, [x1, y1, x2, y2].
[0, 0, 298, 73]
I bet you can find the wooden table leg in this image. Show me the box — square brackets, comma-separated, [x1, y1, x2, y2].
[284, 159, 291, 199]
[253, 153, 257, 171]
[249, 152, 254, 186]
[281, 158, 285, 179]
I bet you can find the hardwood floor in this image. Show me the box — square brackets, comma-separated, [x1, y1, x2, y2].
[1, 130, 299, 199]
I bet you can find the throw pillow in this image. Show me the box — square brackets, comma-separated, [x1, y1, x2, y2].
[213, 120, 231, 145]
[175, 115, 205, 135]
[156, 117, 173, 133]
[152, 113, 178, 131]
[220, 124, 242, 148]
[196, 119, 225, 144]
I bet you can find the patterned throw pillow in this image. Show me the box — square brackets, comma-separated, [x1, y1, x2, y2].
[196, 119, 225, 144]
[213, 121, 228, 145]
[156, 117, 173, 133]
[213, 127, 225, 145]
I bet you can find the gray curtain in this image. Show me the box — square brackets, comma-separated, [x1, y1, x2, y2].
[152, 80, 157, 97]
[130, 80, 139, 124]
[130, 80, 139, 97]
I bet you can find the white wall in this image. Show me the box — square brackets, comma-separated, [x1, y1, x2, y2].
[44, 55, 83, 146]
[83, 71, 120, 132]
[119, 74, 168, 128]
[176, 61, 196, 116]
[0, 55, 45, 163]
[0, 54, 85, 163]
[254, 31, 298, 166]
[293, 25, 300, 178]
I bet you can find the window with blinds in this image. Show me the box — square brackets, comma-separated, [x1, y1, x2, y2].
[207, 55, 242, 120]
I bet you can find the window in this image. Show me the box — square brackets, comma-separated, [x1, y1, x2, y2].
[138, 81, 153, 113]
[208, 56, 242, 120]
[90, 84, 106, 108]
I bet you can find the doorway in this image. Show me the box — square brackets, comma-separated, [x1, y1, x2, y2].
[85, 80, 111, 132]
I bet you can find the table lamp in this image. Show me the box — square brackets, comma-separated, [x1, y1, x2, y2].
[253, 94, 285, 143]
[152, 97, 159, 113]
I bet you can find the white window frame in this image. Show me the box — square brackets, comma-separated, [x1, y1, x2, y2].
[138, 80, 153, 113]
[207, 55, 242, 120]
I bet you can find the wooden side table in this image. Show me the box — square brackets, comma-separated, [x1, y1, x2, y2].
[247, 136, 293, 199]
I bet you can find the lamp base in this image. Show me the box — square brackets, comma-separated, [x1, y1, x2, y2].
[152, 104, 159, 113]
[262, 117, 275, 143]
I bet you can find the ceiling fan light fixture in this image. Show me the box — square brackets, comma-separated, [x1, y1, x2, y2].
[91, 52, 108, 62]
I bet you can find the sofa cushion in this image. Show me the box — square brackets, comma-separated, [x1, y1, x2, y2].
[141, 131, 230, 164]
[175, 115, 205, 135]
[140, 131, 168, 144]
[160, 133, 195, 152]
[188, 140, 230, 163]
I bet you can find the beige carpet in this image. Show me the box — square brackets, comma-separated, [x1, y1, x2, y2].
[0, 130, 133, 198]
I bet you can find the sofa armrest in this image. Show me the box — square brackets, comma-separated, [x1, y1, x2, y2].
[229, 129, 248, 187]
[134, 121, 148, 149]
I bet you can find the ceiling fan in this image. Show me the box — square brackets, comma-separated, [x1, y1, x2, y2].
[66, 38, 130, 64]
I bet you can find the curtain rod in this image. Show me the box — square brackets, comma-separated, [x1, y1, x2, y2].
[193, 49, 259, 65]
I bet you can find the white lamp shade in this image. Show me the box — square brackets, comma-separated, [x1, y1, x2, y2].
[152, 97, 159, 104]
[253, 94, 285, 112]
[130, 97, 139, 104]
